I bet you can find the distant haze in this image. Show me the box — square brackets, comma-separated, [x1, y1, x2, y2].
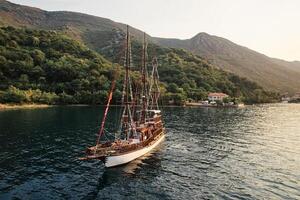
[10, 0, 300, 61]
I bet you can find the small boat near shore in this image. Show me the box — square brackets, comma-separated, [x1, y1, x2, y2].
[80, 26, 165, 167]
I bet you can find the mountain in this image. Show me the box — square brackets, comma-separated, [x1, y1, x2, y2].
[154, 33, 300, 94]
[0, 0, 157, 63]
[270, 59, 300, 73]
[0, 0, 298, 94]
[0, 0, 151, 41]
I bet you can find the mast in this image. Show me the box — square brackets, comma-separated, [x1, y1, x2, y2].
[125, 25, 129, 107]
[141, 32, 147, 124]
[121, 25, 135, 140]
[125, 25, 130, 138]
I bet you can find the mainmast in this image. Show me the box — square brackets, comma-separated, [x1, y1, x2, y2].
[125, 26, 130, 107]
[120, 25, 135, 140]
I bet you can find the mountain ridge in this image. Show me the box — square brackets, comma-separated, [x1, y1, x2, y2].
[154, 33, 300, 93]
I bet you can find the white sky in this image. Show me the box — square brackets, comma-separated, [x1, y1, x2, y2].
[10, 0, 300, 61]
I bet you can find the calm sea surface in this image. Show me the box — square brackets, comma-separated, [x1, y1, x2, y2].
[0, 104, 300, 199]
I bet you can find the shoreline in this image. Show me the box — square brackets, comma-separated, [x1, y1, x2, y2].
[184, 103, 245, 108]
[1, 102, 288, 111]
[0, 103, 51, 110]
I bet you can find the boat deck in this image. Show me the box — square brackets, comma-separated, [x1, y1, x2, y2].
[80, 127, 164, 160]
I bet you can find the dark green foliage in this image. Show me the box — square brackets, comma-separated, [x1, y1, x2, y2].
[0, 86, 58, 104]
[0, 26, 115, 104]
[289, 99, 300, 103]
[0, 86, 27, 103]
[0, 26, 280, 105]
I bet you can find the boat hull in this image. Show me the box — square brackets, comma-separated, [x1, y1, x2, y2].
[104, 133, 165, 167]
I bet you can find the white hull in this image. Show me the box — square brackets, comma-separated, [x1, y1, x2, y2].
[105, 134, 165, 167]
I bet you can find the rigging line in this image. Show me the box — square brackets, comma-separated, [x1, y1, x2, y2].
[103, 129, 115, 138]
[154, 57, 161, 109]
[115, 46, 127, 137]
[112, 30, 127, 139]
[95, 70, 117, 150]
[117, 49, 128, 138]
[128, 103, 137, 138]
[143, 32, 147, 122]
[117, 108, 126, 139]
[103, 131, 110, 141]
[148, 58, 155, 109]
[122, 25, 130, 140]
[128, 37, 134, 105]
[128, 75, 134, 106]
[127, 82, 136, 137]
[131, 86, 138, 123]
[126, 27, 135, 129]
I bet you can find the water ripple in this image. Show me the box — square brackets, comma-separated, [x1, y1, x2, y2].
[0, 104, 300, 199]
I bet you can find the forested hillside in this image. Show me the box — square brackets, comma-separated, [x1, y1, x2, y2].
[0, 27, 279, 105]
[0, 0, 298, 94]
[0, 26, 118, 104]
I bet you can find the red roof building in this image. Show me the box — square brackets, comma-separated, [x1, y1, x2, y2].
[208, 93, 229, 101]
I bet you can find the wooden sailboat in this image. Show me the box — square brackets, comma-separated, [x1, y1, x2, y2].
[80, 26, 165, 167]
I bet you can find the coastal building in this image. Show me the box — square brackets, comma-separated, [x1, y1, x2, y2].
[281, 92, 291, 102]
[208, 93, 229, 102]
[291, 92, 300, 100]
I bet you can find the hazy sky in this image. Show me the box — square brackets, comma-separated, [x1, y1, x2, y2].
[10, 0, 300, 61]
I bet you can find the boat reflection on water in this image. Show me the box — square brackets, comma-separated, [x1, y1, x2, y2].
[83, 143, 164, 200]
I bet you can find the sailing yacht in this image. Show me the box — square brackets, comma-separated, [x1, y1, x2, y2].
[80, 26, 165, 167]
